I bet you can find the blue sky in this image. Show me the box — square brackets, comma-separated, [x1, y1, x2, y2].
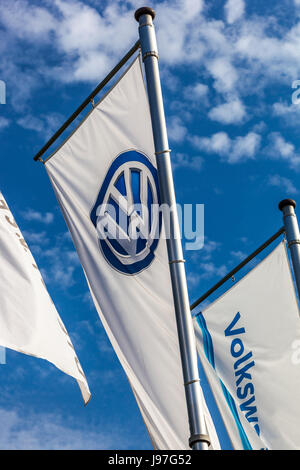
[0, 0, 299, 450]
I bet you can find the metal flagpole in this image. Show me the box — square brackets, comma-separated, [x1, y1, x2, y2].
[279, 199, 300, 300]
[135, 7, 209, 450]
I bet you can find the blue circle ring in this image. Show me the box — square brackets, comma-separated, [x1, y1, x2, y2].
[90, 150, 161, 275]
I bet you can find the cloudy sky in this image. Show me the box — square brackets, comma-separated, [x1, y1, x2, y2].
[0, 0, 299, 450]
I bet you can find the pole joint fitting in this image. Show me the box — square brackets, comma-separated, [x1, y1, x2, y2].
[184, 378, 200, 386]
[155, 149, 171, 156]
[283, 213, 296, 220]
[139, 21, 153, 28]
[169, 259, 185, 265]
[189, 433, 211, 449]
[142, 51, 159, 62]
[288, 240, 300, 248]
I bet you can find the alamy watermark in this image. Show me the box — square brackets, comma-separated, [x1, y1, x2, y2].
[0, 347, 5, 365]
[291, 80, 300, 104]
[95, 201, 204, 252]
[0, 80, 5, 105]
[291, 339, 300, 365]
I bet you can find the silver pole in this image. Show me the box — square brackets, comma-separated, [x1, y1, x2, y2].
[135, 7, 209, 451]
[279, 199, 300, 300]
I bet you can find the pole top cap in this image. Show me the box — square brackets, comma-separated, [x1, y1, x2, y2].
[134, 7, 156, 22]
[279, 198, 297, 211]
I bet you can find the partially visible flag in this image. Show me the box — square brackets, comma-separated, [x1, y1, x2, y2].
[194, 241, 300, 450]
[44, 56, 219, 449]
[0, 192, 90, 404]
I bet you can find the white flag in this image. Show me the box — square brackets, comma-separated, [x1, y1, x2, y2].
[193, 241, 300, 450]
[45, 56, 219, 450]
[0, 192, 90, 404]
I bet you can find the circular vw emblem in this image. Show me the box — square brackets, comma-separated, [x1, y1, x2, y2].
[90, 150, 161, 274]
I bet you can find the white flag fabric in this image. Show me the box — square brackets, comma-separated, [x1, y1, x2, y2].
[0, 192, 90, 404]
[193, 241, 300, 450]
[45, 56, 219, 450]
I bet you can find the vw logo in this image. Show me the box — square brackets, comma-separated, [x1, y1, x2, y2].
[90, 150, 161, 274]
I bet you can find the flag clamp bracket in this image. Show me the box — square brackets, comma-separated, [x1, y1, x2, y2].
[169, 259, 185, 265]
[288, 239, 300, 248]
[283, 212, 296, 219]
[155, 149, 171, 156]
[189, 433, 211, 449]
[184, 378, 200, 386]
[138, 21, 153, 28]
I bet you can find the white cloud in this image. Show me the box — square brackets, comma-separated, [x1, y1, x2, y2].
[188, 262, 228, 286]
[200, 240, 222, 261]
[199, 18, 230, 57]
[0, 0, 55, 41]
[156, 0, 204, 65]
[269, 133, 294, 157]
[234, 18, 300, 85]
[0, 406, 119, 449]
[83, 291, 94, 310]
[230, 250, 247, 261]
[252, 121, 267, 134]
[225, 0, 245, 24]
[192, 131, 261, 164]
[192, 83, 209, 98]
[0, 116, 10, 130]
[268, 174, 298, 194]
[71, 51, 113, 82]
[193, 132, 231, 154]
[273, 101, 294, 116]
[1, 0, 300, 115]
[47, 264, 75, 288]
[40, 247, 77, 289]
[167, 116, 188, 143]
[3, 0, 300, 137]
[22, 209, 54, 225]
[66, 250, 80, 265]
[273, 101, 300, 126]
[17, 115, 45, 133]
[229, 132, 260, 164]
[0, 60, 40, 111]
[51, 0, 131, 82]
[54, 0, 107, 54]
[25, 231, 81, 290]
[206, 58, 239, 94]
[172, 152, 203, 171]
[22, 230, 49, 246]
[188, 238, 225, 287]
[0, 0, 137, 92]
[208, 99, 247, 125]
[184, 83, 209, 104]
[266, 132, 300, 168]
[17, 113, 64, 139]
